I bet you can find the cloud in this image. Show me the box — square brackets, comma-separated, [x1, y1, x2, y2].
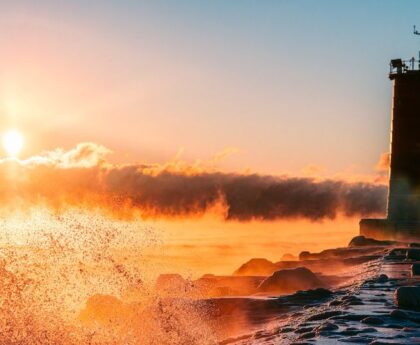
[376, 152, 390, 172]
[0, 143, 388, 221]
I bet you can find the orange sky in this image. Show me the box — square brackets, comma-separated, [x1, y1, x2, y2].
[2, 1, 412, 275]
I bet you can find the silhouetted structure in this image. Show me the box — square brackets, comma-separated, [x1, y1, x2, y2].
[360, 57, 420, 240]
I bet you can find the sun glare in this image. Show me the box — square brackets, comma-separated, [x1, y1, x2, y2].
[2, 129, 24, 157]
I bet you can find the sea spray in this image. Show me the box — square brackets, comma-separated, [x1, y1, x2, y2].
[0, 207, 217, 345]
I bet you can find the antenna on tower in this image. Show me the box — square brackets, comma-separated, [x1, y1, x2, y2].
[414, 25, 420, 35]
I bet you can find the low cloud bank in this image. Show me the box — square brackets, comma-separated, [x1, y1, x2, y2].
[0, 143, 387, 221]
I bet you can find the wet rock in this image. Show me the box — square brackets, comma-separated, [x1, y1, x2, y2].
[376, 274, 388, 283]
[385, 248, 407, 260]
[258, 267, 325, 294]
[342, 295, 364, 306]
[281, 253, 298, 261]
[394, 286, 420, 311]
[307, 310, 343, 321]
[406, 249, 420, 260]
[291, 287, 333, 300]
[412, 263, 420, 276]
[294, 326, 314, 334]
[361, 316, 384, 325]
[253, 330, 270, 338]
[299, 251, 311, 260]
[316, 322, 339, 332]
[340, 329, 360, 336]
[390, 309, 407, 319]
[348, 236, 396, 247]
[298, 331, 316, 340]
[368, 298, 387, 303]
[329, 299, 342, 306]
[233, 258, 277, 276]
[155, 273, 186, 291]
[335, 314, 369, 321]
[279, 327, 294, 333]
[360, 327, 377, 333]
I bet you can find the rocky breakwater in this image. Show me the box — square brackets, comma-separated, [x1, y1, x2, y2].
[225, 236, 420, 344]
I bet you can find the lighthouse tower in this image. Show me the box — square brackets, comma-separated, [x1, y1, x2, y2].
[360, 48, 420, 240]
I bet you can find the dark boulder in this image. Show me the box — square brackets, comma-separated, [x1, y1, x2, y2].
[258, 267, 325, 294]
[406, 249, 420, 260]
[361, 316, 384, 325]
[376, 274, 388, 283]
[412, 264, 420, 276]
[394, 286, 420, 311]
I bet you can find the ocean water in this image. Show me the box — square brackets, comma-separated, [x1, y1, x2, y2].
[0, 207, 367, 344]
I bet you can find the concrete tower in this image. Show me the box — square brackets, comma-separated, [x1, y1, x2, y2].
[360, 57, 420, 240]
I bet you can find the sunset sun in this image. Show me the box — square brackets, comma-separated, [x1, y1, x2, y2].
[2, 129, 24, 157]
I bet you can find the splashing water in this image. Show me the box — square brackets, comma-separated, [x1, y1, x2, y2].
[0, 207, 217, 345]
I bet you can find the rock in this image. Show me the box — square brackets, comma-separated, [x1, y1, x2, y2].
[394, 286, 420, 311]
[258, 267, 325, 294]
[342, 295, 364, 306]
[299, 251, 311, 260]
[294, 326, 314, 334]
[409, 242, 420, 248]
[316, 322, 339, 332]
[340, 329, 360, 336]
[233, 258, 277, 276]
[281, 288, 333, 305]
[306, 310, 342, 321]
[361, 316, 384, 325]
[281, 253, 298, 261]
[387, 248, 407, 257]
[298, 331, 316, 340]
[348, 236, 396, 247]
[155, 274, 186, 292]
[406, 249, 420, 260]
[360, 327, 377, 333]
[335, 314, 369, 321]
[279, 327, 294, 333]
[79, 294, 126, 325]
[412, 263, 420, 276]
[376, 274, 388, 283]
[342, 295, 359, 301]
[294, 288, 333, 299]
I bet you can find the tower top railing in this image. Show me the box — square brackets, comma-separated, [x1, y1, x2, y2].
[389, 56, 420, 75]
